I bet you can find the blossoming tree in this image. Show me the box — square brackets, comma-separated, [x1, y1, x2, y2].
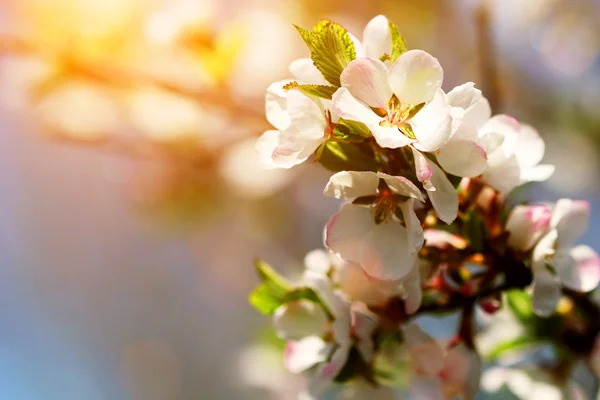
[249, 15, 600, 399]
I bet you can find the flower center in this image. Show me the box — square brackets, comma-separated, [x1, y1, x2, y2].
[377, 94, 424, 140]
[373, 188, 396, 224]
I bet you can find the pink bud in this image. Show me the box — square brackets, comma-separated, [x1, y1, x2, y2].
[505, 204, 551, 252]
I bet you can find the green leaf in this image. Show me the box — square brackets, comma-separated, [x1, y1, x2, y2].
[332, 118, 372, 142]
[283, 81, 337, 100]
[463, 209, 487, 252]
[318, 141, 381, 172]
[506, 290, 534, 322]
[249, 283, 285, 315]
[388, 21, 407, 63]
[255, 258, 292, 295]
[310, 21, 356, 87]
[486, 335, 538, 362]
[294, 24, 314, 47]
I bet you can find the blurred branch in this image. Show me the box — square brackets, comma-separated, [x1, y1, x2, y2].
[475, 0, 502, 112]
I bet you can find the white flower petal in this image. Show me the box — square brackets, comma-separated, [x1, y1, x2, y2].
[551, 199, 590, 246]
[478, 115, 520, 167]
[341, 58, 393, 108]
[522, 164, 555, 182]
[289, 58, 329, 85]
[425, 159, 458, 224]
[377, 172, 425, 201]
[362, 15, 392, 59]
[325, 204, 416, 280]
[410, 376, 445, 400]
[319, 343, 351, 381]
[255, 130, 283, 168]
[399, 199, 425, 255]
[437, 139, 488, 178]
[410, 147, 433, 183]
[273, 300, 329, 340]
[447, 83, 491, 133]
[401, 265, 422, 314]
[388, 49, 444, 105]
[266, 80, 292, 131]
[402, 322, 445, 376]
[332, 87, 383, 127]
[514, 124, 545, 169]
[304, 249, 333, 275]
[349, 32, 365, 58]
[372, 124, 416, 149]
[505, 205, 552, 252]
[335, 262, 401, 307]
[272, 130, 322, 168]
[284, 336, 333, 373]
[553, 245, 600, 292]
[481, 153, 523, 194]
[410, 89, 452, 152]
[531, 268, 561, 317]
[286, 89, 326, 138]
[323, 171, 379, 200]
[532, 229, 558, 269]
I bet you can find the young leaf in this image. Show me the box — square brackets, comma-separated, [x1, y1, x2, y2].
[332, 118, 372, 142]
[318, 141, 381, 172]
[283, 81, 338, 100]
[388, 21, 407, 63]
[294, 24, 314, 47]
[255, 258, 292, 296]
[249, 283, 285, 315]
[486, 335, 538, 362]
[505, 290, 534, 322]
[310, 21, 356, 87]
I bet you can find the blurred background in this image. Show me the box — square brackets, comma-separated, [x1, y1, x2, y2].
[0, 0, 599, 398]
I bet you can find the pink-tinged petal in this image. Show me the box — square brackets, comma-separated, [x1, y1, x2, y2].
[255, 130, 282, 168]
[441, 343, 481, 400]
[272, 130, 323, 168]
[286, 89, 326, 139]
[351, 305, 377, 362]
[437, 139, 488, 178]
[273, 300, 329, 340]
[362, 15, 392, 59]
[319, 344, 351, 380]
[514, 124, 545, 169]
[424, 229, 468, 249]
[410, 147, 433, 183]
[377, 171, 425, 201]
[554, 245, 600, 292]
[425, 159, 459, 224]
[478, 115, 520, 167]
[402, 322, 445, 376]
[522, 164, 555, 183]
[334, 262, 402, 307]
[410, 89, 452, 152]
[325, 204, 416, 280]
[399, 199, 425, 255]
[531, 267, 561, 317]
[323, 171, 379, 200]
[341, 58, 392, 108]
[505, 204, 552, 252]
[284, 336, 333, 373]
[481, 153, 523, 194]
[266, 80, 293, 131]
[401, 265, 422, 314]
[388, 49, 444, 105]
[289, 58, 329, 85]
[551, 199, 590, 246]
[331, 87, 383, 127]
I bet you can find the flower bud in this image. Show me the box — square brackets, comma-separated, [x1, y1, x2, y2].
[505, 205, 551, 252]
[273, 300, 329, 340]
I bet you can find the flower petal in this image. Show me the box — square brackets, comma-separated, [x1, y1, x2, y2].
[273, 300, 329, 340]
[553, 245, 600, 292]
[514, 124, 545, 169]
[286, 89, 326, 138]
[437, 139, 488, 178]
[325, 204, 417, 280]
[284, 336, 333, 373]
[399, 199, 425, 255]
[266, 80, 292, 131]
[425, 159, 458, 224]
[323, 171, 380, 200]
[531, 267, 561, 317]
[402, 322, 445, 376]
[410, 89, 452, 152]
[289, 58, 329, 85]
[478, 115, 520, 167]
[304, 249, 332, 275]
[447, 82, 491, 133]
[340, 58, 392, 108]
[388, 49, 444, 105]
[505, 204, 552, 252]
[551, 199, 590, 246]
[362, 15, 392, 59]
[377, 172, 425, 201]
[401, 264, 422, 314]
[522, 164, 555, 182]
[255, 130, 282, 168]
[410, 147, 433, 183]
[481, 153, 523, 194]
[319, 344, 351, 381]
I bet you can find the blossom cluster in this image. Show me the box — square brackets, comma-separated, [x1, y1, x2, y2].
[250, 15, 600, 399]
